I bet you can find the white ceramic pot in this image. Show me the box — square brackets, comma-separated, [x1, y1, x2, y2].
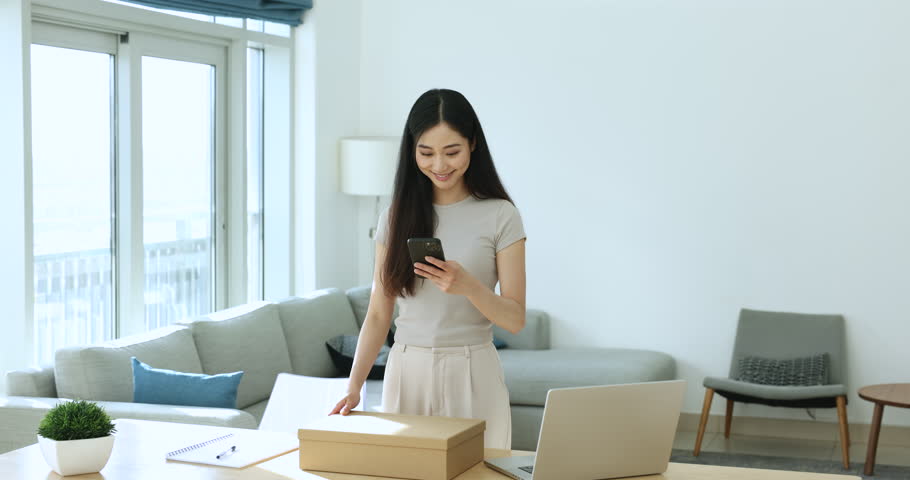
[37, 434, 115, 476]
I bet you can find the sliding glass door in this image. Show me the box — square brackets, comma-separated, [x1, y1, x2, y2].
[30, 39, 116, 363]
[141, 55, 217, 330]
[130, 33, 227, 334]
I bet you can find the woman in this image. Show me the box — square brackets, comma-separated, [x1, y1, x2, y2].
[330, 88, 526, 449]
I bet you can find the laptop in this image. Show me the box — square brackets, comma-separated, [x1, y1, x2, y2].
[484, 380, 686, 480]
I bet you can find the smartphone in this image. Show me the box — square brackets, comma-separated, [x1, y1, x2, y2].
[407, 237, 446, 265]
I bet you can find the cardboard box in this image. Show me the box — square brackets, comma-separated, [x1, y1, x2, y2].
[298, 411, 485, 480]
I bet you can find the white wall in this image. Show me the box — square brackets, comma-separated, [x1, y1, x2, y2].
[354, 195, 392, 286]
[0, 0, 32, 394]
[293, 0, 363, 294]
[357, 0, 910, 426]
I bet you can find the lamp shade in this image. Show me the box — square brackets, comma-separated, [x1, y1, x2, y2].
[339, 137, 400, 196]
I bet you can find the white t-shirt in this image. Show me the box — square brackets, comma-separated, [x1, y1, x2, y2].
[375, 195, 526, 347]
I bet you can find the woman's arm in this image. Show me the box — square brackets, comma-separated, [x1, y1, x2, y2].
[417, 239, 527, 334]
[466, 239, 526, 334]
[346, 242, 396, 397]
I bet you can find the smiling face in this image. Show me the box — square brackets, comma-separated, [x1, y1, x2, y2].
[415, 122, 473, 201]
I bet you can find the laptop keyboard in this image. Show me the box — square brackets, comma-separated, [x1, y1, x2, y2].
[518, 465, 534, 474]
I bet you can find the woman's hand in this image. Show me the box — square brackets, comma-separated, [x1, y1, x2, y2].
[329, 392, 361, 416]
[414, 256, 479, 296]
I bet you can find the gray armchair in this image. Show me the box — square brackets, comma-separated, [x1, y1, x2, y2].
[693, 308, 850, 469]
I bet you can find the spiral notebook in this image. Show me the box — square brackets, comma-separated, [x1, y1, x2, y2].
[165, 429, 298, 468]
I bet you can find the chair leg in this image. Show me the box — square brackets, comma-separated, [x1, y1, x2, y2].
[694, 388, 714, 456]
[724, 399, 734, 438]
[836, 395, 850, 470]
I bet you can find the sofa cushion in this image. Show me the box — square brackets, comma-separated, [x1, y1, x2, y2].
[345, 286, 398, 332]
[276, 289, 361, 378]
[6, 366, 57, 397]
[491, 309, 550, 350]
[325, 335, 389, 380]
[243, 398, 270, 425]
[703, 376, 847, 401]
[498, 348, 676, 406]
[131, 357, 243, 409]
[186, 302, 292, 409]
[0, 396, 257, 455]
[55, 326, 203, 402]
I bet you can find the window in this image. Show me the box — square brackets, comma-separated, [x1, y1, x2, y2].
[24, 0, 291, 364]
[142, 56, 217, 329]
[247, 48, 264, 301]
[30, 43, 116, 363]
[30, 25, 228, 362]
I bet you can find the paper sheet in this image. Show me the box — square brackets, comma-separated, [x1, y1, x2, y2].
[166, 429, 297, 468]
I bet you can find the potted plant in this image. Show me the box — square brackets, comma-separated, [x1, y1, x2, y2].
[37, 400, 117, 476]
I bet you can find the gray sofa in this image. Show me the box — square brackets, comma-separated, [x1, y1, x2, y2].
[1, 286, 676, 453]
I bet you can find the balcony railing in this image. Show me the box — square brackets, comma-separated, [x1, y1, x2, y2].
[33, 238, 211, 364]
[33, 249, 114, 364]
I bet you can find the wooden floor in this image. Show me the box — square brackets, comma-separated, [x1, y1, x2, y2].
[674, 431, 910, 467]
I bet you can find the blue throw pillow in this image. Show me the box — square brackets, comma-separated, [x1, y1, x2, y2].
[131, 357, 243, 409]
[493, 336, 508, 349]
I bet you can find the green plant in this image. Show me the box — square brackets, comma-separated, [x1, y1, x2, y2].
[37, 400, 117, 441]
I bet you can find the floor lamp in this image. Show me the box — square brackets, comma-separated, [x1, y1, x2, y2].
[339, 137, 399, 280]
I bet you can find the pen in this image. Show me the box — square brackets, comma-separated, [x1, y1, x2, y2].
[216, 445, 237, 459]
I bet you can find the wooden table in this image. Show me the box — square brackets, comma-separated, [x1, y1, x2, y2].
[858, 383, 910, 476]
[0, 419, 859, 480]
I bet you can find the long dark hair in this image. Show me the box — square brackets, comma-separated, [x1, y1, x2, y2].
[383, 89, 513, 298]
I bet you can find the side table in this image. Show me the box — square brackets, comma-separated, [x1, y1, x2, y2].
[857, 383, 910, 476]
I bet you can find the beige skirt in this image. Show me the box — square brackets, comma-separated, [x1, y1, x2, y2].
[381, 342, 512, 449]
